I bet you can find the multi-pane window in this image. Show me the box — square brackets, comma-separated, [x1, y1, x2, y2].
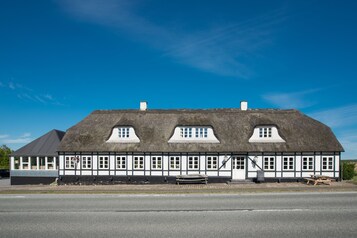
[259, 127, 272, 138]
[302, 157, 314, 170]
[47, 157, 55, 170]
[283, 157, 294, 170]
[99, 156, 109, 169]
[116, 156, 126, 169]
[118, 127, 130, 138]
[207, 156, 218, 170]
[22, 157, 30, 169]
[188, 156, 199, 170]
[180, 127, 193, 138]
[152, 156, 162, 170]
[196, 128, 208, 138]
[232, 157, 245, 169]
[170, 156, 180, 170]
[82, 156, 92, 169]
[65, 156, 75, 169]
[322, 157, 333, 170]
[264, 157, 275, 170]
[134, 156, 144, 169]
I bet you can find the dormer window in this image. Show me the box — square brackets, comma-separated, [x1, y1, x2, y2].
[249, 126, 285, 143]
[169, 126, 219, 143]
[259, 127, 272, 138]
[118, 127, 130, 138]
[180, 127, 192, 138]
[106, 126, 140, 143]
[196, 128, 208, 138]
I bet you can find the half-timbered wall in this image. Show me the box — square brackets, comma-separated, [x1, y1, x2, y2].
[58, 152, 340, 179]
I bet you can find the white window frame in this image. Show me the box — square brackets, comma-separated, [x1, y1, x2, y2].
[259, 127, 272, 138]
[118, 127, 130, 138]
[188, 156, 199, 170]
[82, 156, 92, 169]
[47, 157, 55, 170]
[302, 157, 314, 171]
[22, 157, 30, 170]
[207, 156, 218, 170]
[170, 156, 180, 170]
[134, 156, 144, 170]
[322, 157, 333, 170]
[99, 156, 109, 169]
[65, 156, 75, 169]
[232, 156, 245, 169]
[264, 157, 275, 170]
[151, 156, 162, 170]
[283, 157, 294, 171]
[195, 128, 208, 138]
[116, 156, 126, 169]
[180, 127, 193, 138]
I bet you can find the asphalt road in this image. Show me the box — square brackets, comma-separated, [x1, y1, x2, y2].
[0, 192, 356, 238]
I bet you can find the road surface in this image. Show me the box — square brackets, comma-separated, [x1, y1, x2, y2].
[0, 192, 356, 237]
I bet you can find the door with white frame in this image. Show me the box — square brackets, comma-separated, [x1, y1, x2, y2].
[232, 156, 246, 180]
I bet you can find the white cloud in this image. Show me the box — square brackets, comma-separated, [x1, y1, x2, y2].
[262, 89, 320, 109]
[58, 0, 286, 78]
[1, 133, 32, 144]
[0, 134, 9, 139]
[337, 132, 357, 160]
[309, 104, 357, 128]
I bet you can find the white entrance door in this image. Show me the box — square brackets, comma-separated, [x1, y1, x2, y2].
[232, 156, 246, 180]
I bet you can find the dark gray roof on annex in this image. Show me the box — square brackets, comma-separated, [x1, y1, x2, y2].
[11, 129, 65, 157]
[58, 109, 344, 153]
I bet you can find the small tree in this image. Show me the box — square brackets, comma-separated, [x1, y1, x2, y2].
[0, 145, 12, 169]
[342, 161, 355, 180]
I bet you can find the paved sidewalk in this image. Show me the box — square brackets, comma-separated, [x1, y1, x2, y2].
[1, 180, 356, 194]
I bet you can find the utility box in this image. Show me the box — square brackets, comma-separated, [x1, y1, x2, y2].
[257, 170, 264, 183]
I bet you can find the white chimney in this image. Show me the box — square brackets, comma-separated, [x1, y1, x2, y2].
[140, 101, 147, 111]
[240, 101, 248, 111]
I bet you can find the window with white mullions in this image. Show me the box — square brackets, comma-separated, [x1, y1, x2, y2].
[195, 128, 208, 138]
[232, 157, 245, 169]
[207, 156, 218, 170]
[264, 157, 275, 170]
[188, 156, 199, 170]
[283, 157, 294, 170]
[116, 156, 126, 169]
[322, 157, 333, 170]
[170, 156, 180, 170]
[65, 156, 75, 169]
[99, 156, 109, 169]
[134, 156, 144, 169]
[118, 127, 130, 138]
[259, 127, 272, 138]
[82, 156, 92, 169]
[152, 156, 162, 170]
[302, 157, 314, 170]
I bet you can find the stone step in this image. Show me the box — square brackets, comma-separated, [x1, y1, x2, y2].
[227, 179, 255, 184]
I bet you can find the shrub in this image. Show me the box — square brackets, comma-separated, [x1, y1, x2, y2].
[342, 162, 355, 180]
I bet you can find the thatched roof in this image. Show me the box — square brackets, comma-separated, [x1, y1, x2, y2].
[58, 109, 344, 153]
[12, 129, 65, 157]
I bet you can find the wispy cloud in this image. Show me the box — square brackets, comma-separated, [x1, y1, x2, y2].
[0, 134, 9, 139]
[338, 131, 357, 159]
[262, 88, 321, 109]
[0, 133, 32, 144]
[1, 80, 63, 106]
[57, 0, 287, 78]
[309, 104, 357, 128]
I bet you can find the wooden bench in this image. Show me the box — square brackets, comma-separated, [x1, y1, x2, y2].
[176, 174, 208, 185]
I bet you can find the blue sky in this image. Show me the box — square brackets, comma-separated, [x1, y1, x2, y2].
[1, 0, 357, 159]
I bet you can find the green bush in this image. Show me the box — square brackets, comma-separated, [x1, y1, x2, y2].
[342, 162, 355, 180]
[0, 145, 12, 169]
